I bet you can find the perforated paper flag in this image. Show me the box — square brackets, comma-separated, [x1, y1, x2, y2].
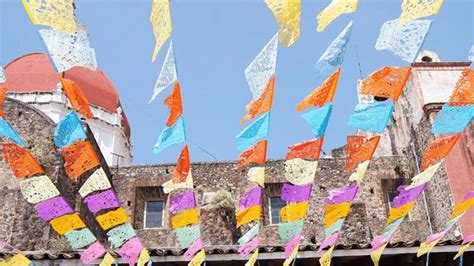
[118, 237, 143, 266]
[176, 225, 201, 248]
[399, 0, 444, 25]
[150, 42, 178, 102]
[171, 208, 199, 229]
[281, 183, 312, 203]
[164, 82, 183, 127]
[346, 135, 380, 171]
[236, 205, 261, 228]
[449, 69, 474, 106]
[238, 140, 268, 167]
[280, 202, 309, 222]
[264, 0, 301, 47]
[60, 78, 93, 119]
[319, 232, 340, 251]
[61, 140, 100, 180]
[279, 219, 304, 243]
[172, 145, 190, 183]
[22, 0, 76, 33]
[247, 167, 265, 187]
[324, 202, 351, 228]
[375, 19, 432, 63]
[284, 158, 318, 185]
[239, 236, 259, 258]
[348, 160, 370, 184]
[348, 103, 394, 133]
[316, 0, 358, 32]
[421, 135, 460, 170]
[54, 112, 87, 148]
[150, 0, 172, 62]
[431, 104, 474, 134]
[50, 213, 86, 235]
[284, 233, 301, 259]
[406, 162, 441, 189]
[169, 191, 196, 213]
[469, 45, 474, 62]
[315, 21, 353, 84]
[325, 218, 344, 239]
[244, 33, 279, 100]
[239, 187, 263, 209]
[297, 68, 340, 112]
[236, 113, 271, 152]
[184, 238, 203, 260]
[386, 202, 415, 224]
[238, 224, 260, 246]
[153, 116, 186, 154]
[78, 168, 112, 197]
[20, 175, 60, 204]
[35, 196, 74, 221]
[286, 137, 323, 160]
[163, 171, 193, 193]
[245, 249, 259, 266]
[241, 77, 275, 125]
[2, 143, 45, 179]
[359, 66, 412, 102]
[81, 241, 106, 264]
[391, 184, 426, 209]
[99, 252, 115, 266]
[96, 208, 129, 230]
[319, 246, 335, 266]
[301, 104, 333, 137]
[188, 249, 206, 266]
[65, 228, 97, 249]
[0, 66, 6, 83]
[83, 189, 121, 215]
[325, 184, 358, 204]
[39, 27, 97, 73]
[107, 223, 137, 249]
[0, 118, 26, 147]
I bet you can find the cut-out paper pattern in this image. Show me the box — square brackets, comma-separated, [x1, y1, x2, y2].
[421, 134, 460, 170]
[107, 223, 137, 249]
[78, 168, 111, 197]
[319, 232, 340, 251]
[238, 140, 268, 167]
[324, 184, 358, 205]
[239, 187, 263, 209]
[238, 224, 260, 245]
[280, 202, 309, 222]
[431, 104, 474, 134]
[386, 202, 415, 224]
[39, 27, 97, 73]
[0, 253, 31, 266]
[449, 69, 474, 106]
[239, 236, 260, 257]
[20, 175, 60, 204]
[119, 237, 143, 266]
[83, 189, 121, 215]
[22, 0, 76, 33]
[348, 160, 370, 184]
[184, 238, 203, 260]
[169, 191, 196, 214]
[236, 205, 261, 228]
[81, 241, 106, 264]
[247, 167, 265, 187]
[65, 228, 97, 249]
[319, 246, 335, 266]
[0, 67, 6, 84]
[35, 196, 74, 221]
[150, 41, 177, 102]
[345, 135, 381, 171]
[2, 143, 45, 178]
[316, 0, 358, 32]
[325, 218, 344, 239]
[315, 21, 353, 84]
[50, 213, 86, 235]
[297, 68, 340, 112]
[284, 158, 318, 185]
[0, 117, 26, 147]
[188, 249, 206, 266]
[281, 183, 312, 202]
[164, 82, 183, 127]
[391, 184, 426, 208]
[235, 112, 271, 152]
[454, 235, 474, 260]
[324, 202, 351, 228]
[406, 162, 441, 189]
[153, 116, 186, 154]
[375, 19, 432, 63]
[172, 145, 190, 183]
[278, 219, 304, 243]
[171, 208, 199, 229]
[286, 137, 323, 160]
[138, 249, 150, 266]
[241, 77, 275, 125]
[60, 78, 93, 119]
[348, 103, 394, 133]
[398, 0, 444, 25]
[61, 140, 100, 179]
[176, 225, 201, 248]
[301, 104, 333, 137]
[244, 33, 279, 100]
[99, 252, 115, 266]
[150, 0, 172, 62]
[359, 66, 412, 102]
[54, 112, 87, 148]
[0, 87, 7, 116]
[264, 0, 301, 47]
[284, 233, 300, 258]
[163, 171, 193, 194]
[96, 207, 129, 230]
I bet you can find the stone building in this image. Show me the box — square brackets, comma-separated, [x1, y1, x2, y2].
[0, 51, 473, 265]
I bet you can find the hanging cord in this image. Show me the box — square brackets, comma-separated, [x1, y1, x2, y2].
[353, 44, 364, 79]
[291, 255, 297, 266]
[425, 251, 430, 266]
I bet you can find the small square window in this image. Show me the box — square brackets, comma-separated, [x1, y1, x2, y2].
[269, 197, 287, 224]
[144, 201, 164, 228]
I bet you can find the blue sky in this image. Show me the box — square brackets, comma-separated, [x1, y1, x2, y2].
[1, 0, 472, 165]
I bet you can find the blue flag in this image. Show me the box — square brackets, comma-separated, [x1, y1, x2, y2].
[432, 104, 474, 134]
[236, 112, 271, 152]
[301, 104, 333, 137]
[153, 116, 187, 154]
[54, 112, 87, 148]
[0, 117, 26, 147]
[349, 103, 394, 133]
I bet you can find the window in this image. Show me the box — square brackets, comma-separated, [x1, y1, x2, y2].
[269, 197, 287, 224]
[144, 201, 164, 228]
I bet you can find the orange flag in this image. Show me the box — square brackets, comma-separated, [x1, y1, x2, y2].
[2, 143, 45, 179]
[241, 77, 275, 124]
[449, 69, 474, 106]
[296, 68, 340, 112]
[164, 82, 184, 127]
[0, 87, 6, 117]
[60, 78, 93, 119]
[286, 137, 324, 160]
[238, 140, 267, 167]
[346, 135, 381, 172]
[61, 140, 101, 180]
[421, 134, 460, 170]
[172, 145, 190, 183]
[359, 66, 412, 102]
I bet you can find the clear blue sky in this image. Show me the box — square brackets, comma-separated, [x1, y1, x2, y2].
[1, 0, 472, 165]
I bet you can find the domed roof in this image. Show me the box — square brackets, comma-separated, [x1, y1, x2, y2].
[0, 53, 130, 136]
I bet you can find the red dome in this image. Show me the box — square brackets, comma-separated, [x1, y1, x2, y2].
[1, 53, 130, 136]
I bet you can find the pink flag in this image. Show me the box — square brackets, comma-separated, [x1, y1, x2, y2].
[119, 237, 143, 265]
[285, 233, 301, 258]
[80, 241, 106, 264]
[184, 238, 203, 260]
[318, 232, 340, 251]
[239, 236, 259, 258]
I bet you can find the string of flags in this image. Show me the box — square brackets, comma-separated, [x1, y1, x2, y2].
[150, 0, 173, 62]
[264, 0, 301, 47]
[316, 0, 358, 32]
[235, 32, 278, 266]
[370, 68, 474, 265]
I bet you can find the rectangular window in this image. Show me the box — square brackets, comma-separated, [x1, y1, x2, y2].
[269, 197, 287, 224]
[144, 201, 164, 228]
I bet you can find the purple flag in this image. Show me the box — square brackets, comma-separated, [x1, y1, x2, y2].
[35, 196, 74, 221]
[324, 184, 358, 204]
[169, 191, 197, 214]
[282, 183, 312, 202]
[239, 187, 263, 210]
[463, 191, 474, 201]
[392, 184, 426, 209]
[83, 189, 121, 215]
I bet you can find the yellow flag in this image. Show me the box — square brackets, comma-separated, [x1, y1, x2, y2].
[150, 0, 173, 62]
[348, 160, 370, 184]
[417, 239, 440, 257]
[386, 202, 414, 225]
[324, 202, 351, 228]
[99, 252, 115, 266]
[280, 202, 309, 222]
[247, 167, 265, 187]
[264, 0, 301, 47]
[245, 248, 259, 266]
[316, 0, 358, 32]
[453, 242, 472, 260]
[284, 158, 318, 185]
[50, 213, 86, 235]
[399, 0, 444, 25]
[21, 0, 76, 33]
[138, 249, 151, 266]
[163, 171, 194, 194]
[0, 253, 31, 266]
[406, 162, 441, 189]
[96, 208, 129, 231]
[283, 244, 299, 266]
[319, 246, 335, 266]
[171, 209, 200, 229]
[188, 249, 206, 266]
[370, 244, 387, 266]
[236, 205, 261, 228]
[450, 197, 474, 220]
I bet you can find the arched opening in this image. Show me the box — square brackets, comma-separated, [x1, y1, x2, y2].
[421, 56, 433, 63]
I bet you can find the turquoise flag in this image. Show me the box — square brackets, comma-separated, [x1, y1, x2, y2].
[432, 104, 474, 134]
[0, 117, 25, 147]
[349, 103, 394, 133]
[301, 104, 333, 137]
[54, 112, 87, 148]
[235, 112, 271, 152]
[153, 116, 187, 154]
